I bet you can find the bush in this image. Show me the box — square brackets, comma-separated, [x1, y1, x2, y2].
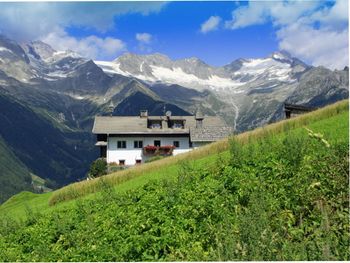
[88, 158, 107, 178]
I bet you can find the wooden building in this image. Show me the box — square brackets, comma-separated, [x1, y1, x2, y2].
[284, 103, 315, 119]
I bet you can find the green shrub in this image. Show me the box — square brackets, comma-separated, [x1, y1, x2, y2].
[88, 158, 107, 179]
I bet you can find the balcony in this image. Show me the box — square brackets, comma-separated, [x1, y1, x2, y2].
[143, 145, 175, 156]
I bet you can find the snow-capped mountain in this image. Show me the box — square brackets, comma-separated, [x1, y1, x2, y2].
[0, 35, 90, 84]
[94, 51, 317, 130]
[0, 35, 34, 82]
[0, 34, 347, 132]
[22, 40, 88, 81]
[95, 51, 308, 92]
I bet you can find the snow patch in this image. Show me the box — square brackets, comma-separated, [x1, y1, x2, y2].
[0, 47, 12, 53]
[44, 50, 81, 63]
[62, 93, 87, 100]
[239, 58, 293, 82]
[94, 61, 129, 76]
[149, 65, 244, 90]
[95, 55, 295, 92]
[46, 71, 68, 78]
[95, 60, 245, 90]
[70, 94, 85, 100]
[272, 53, 285, 60]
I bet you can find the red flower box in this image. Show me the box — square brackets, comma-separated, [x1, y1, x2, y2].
[144, 145, 157, 151]
[159, 145, 175, 150]
[143, 145, 175, 156]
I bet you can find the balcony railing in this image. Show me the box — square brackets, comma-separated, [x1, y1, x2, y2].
[143, 145, 175, 156]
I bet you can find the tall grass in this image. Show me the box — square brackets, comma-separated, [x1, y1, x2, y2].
[49, 100, 348, 206]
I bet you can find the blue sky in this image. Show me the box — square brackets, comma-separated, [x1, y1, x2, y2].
[0, 1, 348, 69]
[111, 1, 278, 65]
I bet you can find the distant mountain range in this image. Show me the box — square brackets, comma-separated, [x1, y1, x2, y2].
[0, 34, 348, 202]
[95, 50, 348, 131]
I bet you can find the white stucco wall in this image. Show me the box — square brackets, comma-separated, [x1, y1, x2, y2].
[107, 136, 191, 165]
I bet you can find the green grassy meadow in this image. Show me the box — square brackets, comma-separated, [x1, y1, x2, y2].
[0, 100, 348, 261]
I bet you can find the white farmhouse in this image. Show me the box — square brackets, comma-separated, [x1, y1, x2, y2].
[92, 110, 233, 165]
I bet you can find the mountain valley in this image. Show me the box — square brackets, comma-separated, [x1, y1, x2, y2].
[0, 34, 348, 202]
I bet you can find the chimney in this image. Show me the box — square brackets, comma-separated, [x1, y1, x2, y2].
[140, 110, 148, 118]
[195, 109, 204, 128]
[108, 101, 114, 117]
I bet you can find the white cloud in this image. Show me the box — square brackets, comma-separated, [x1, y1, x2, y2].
[308, 0, 348, 30]
[0, 2, 166, 60]
[136, 33, 152, 44]
[224, 0, 349, 70]
[225, 1, 320, 29]
[0, 2, 166, 42]
[277, 23, 348, 69]
[135, 33, 154, 52]
[42, 28, 126, 60]
[200, 16, 221, 34]
[225, 2, 268, 29]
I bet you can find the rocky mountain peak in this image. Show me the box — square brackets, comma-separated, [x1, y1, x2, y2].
[224, 58, 247, 72]
[0, 34, 30, 64]
[24, 40, 56, 60]
[179, 57, 208, 67]
[270, 50, 292, 61]
[114, 52, 170, 63]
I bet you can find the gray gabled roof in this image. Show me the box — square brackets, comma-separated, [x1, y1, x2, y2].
[190, 126, 234, 142]
[92, 115, 233, 141]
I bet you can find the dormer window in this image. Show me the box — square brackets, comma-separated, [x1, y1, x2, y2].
[169, 119, 185, 129]
[152, 123, 161, 128]
[148, 119, 162, 129]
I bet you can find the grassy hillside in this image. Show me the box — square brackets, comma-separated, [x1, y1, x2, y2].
[0, 100, 348, 261]
[0, 136, 33, 203]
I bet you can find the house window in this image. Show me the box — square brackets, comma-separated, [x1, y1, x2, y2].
[148, 120, 162, 129]
[119, 160, 125, 166]
[173, 141, 180, 148]
[134, 140, 143, 148]
[152, 123, 161, 129]
[136, 159, 142, 164]
[173, 123, 183, 128]
[117, 141, 126, 149]
[154, 140, 161, 147]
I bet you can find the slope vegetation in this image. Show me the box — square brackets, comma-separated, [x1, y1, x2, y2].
[0, 100, 348, 261]
[0, 92, 97, 189]
[0, 136, 32, 203]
